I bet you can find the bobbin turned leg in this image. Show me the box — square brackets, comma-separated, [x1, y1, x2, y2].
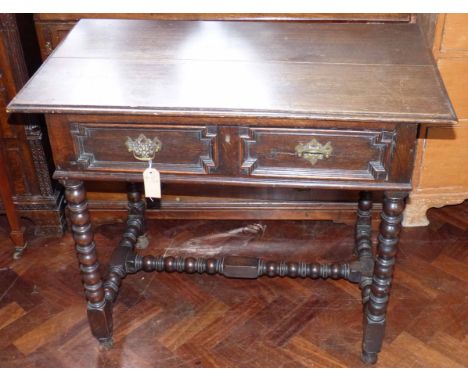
[63, 180, 113, 347]
[128, 183, 148, 250]
[362, 191, 407, 364]
[125, 183, 146, 273]
[354, 191, 373, 256]
[354, 191, 374, 304]
[103, 183, 146, 303]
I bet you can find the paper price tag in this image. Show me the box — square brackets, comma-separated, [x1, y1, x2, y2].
[143, 167, 161, 199]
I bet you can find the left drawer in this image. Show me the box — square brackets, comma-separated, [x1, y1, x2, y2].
[67, 122, 218, 174]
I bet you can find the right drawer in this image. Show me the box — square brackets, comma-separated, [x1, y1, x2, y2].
[240, 127, 397, 182]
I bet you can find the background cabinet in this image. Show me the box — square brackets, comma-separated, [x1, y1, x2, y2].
[0, 14, 65, 236]
[404, 14, 468, 226]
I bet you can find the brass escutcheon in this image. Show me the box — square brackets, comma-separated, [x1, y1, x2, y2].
[125, 134, 162, 161]
[295, 139, 333, 165]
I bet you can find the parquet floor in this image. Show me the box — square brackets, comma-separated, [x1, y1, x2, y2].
[0, 201, 467, 367]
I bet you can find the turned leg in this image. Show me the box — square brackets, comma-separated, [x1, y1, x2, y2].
[128, 183, 148, 250]
[63, 180, 113, 346]
[354, 191, 373, 255]
[104, 182, 146, 303]
[362, 191, 407, 364]
[355, 191, 374, 303]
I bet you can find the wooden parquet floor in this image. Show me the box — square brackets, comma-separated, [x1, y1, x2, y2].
[0, 201, 467, 367]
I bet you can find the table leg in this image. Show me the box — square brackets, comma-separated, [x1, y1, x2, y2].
[103, 182, 146, 303]
[63, 180, 113, 347]
[354, 191, 374, 303]
[362, 191, 407, 364]
[128, 183, 147, 251]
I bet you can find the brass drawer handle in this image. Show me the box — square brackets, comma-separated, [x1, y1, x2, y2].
[295, 139, 333, 165]
[125, 134, 162, 161]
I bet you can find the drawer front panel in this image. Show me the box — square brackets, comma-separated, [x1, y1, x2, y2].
[240, 128, 395, 181]
[70, 123, 218, 174]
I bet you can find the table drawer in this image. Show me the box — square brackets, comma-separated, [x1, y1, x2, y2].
[48, 114, 416, 189]
[70, 122, 218, 174]
[240, 127, 396, 181]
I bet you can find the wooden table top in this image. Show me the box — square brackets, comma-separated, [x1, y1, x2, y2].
[8, 19, 457, 124]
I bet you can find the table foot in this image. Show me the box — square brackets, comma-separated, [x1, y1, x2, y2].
[87, 299, 113, 344]
[98, 337, 114, 350]
[361, 350, 378, 365]
[12, 242, 27, 260]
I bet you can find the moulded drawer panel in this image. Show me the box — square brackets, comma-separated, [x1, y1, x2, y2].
[69, 122, 218, 174]
[240, 127, 396, 181]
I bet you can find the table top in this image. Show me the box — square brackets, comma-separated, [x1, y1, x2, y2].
[8, 19, 457, 124]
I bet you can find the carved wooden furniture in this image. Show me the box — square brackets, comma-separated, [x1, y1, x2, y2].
[8, 19, 456, 364]
[404, 14, 468, 226]
[0, 139, 26, 257]
[32, 13, 416, 227]
[0, 14, 65, 237]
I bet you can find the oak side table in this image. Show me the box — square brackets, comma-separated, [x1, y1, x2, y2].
[8, 19, 456, 364]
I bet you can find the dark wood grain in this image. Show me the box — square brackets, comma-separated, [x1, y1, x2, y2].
[52, 21, 431, 65]
[32, 14, 414, 60]
[9, 20, 456, 124]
